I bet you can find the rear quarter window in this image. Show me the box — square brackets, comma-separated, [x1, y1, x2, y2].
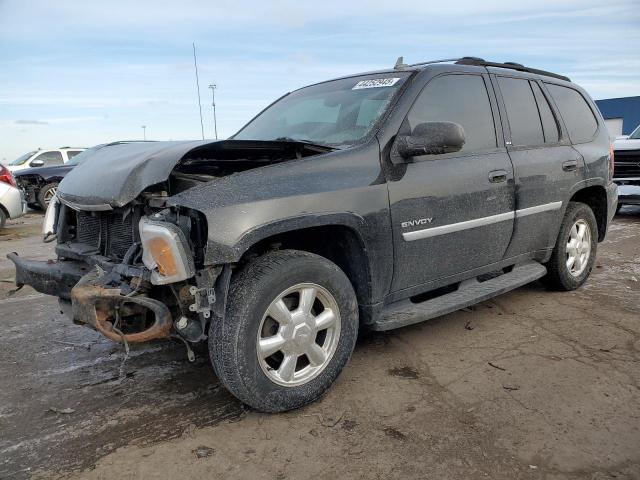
[545, 84, 598, 144]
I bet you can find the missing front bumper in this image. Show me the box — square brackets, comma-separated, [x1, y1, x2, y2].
[70, 281, 173, 343]
[7, 253, 174, 344]
[7, 252, 88, 299]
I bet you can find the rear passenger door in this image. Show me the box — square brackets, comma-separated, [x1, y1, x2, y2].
[388, 73, 515, 292]
[492, 75, 585, 257]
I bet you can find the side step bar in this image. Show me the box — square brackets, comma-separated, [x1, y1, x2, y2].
[372, 261, 547, 331]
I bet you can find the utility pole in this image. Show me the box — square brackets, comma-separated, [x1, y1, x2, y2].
[208, 83, 218, 139]
[192, 43, 205, 140]
[141, 125, 146, 141]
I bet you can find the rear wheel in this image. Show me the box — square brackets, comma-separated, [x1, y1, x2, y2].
[544, 201, 597, 291]
[209, 250, 358, 412]
[38, 183, 58, 210]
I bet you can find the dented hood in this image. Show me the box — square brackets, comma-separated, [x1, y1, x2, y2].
[57, 140, 211, 209]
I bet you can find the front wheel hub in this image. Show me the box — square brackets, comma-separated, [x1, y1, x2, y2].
[256, 283, 341, 387]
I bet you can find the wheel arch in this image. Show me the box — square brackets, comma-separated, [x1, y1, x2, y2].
[237, 221, 374, 309]
[569, 185, 608, 242]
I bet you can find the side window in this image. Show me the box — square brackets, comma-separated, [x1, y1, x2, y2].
[497, 77, 544, 146]
[66, 150, 83, 160]
[531, 83, 560, 143]
[545, 84, 598, 144]
[407, 74, 497, 153]
[35, 151, 64, 166]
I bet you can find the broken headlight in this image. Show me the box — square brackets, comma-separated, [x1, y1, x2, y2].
[139, 217, 195, 285]
[42, 194, 59, 242]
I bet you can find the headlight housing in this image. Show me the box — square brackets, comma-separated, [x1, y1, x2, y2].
[42, 194, 59, 242]
[139, 217, 195, 285]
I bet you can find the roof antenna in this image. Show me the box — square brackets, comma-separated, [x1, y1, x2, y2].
[394, 56, 407, 70]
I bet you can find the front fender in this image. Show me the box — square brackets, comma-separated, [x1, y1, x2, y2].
[203, 211, 368, 264]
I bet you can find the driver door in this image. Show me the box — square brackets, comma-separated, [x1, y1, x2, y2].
[388, 73, 515, 292]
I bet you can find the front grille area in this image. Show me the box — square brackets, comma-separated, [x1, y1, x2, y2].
[614, 149, 640, 179]
[76, 210, 136, 259]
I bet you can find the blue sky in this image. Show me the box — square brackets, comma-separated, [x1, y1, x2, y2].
[1, 0, 638, 162]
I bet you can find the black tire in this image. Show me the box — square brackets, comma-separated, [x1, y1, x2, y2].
[544, 201, 598, 291]
[0, 209, 6, 228]
[38, 183, 58, 210]
[27, 202, 41, 211]
[615, 203, 623, 214]
[209, 250, 358, 412]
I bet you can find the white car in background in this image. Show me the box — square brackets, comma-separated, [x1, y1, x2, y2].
[613, 124, 640, 209]
[5, 147, 85, 173]
[0, 164, 26, 228]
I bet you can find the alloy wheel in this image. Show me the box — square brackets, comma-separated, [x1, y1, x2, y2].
[566, 219, 591, 277]
[256, 283, 341, 387]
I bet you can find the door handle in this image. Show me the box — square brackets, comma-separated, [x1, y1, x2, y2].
[562, 160, 578, 172]
[488, 170, 508, 183]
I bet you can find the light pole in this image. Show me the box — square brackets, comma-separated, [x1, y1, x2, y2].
[208, 83, 218, 140]
[141, 125, 146, 141]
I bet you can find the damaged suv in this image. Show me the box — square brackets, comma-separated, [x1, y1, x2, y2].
[9, 57, 617, 412]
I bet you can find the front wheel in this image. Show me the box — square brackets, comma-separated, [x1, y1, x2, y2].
[209, 250, 358, 412]
[38, 183, 58, 210]
[544, 201, 598, 291]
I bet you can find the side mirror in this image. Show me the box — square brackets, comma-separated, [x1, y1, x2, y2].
[30, 159, 44, 168]
[396, 122, 465, 159]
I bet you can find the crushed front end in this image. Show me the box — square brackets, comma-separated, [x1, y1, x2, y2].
[9, 194, 223, 347]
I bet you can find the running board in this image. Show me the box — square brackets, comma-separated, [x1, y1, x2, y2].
[372, 261, 547, 331]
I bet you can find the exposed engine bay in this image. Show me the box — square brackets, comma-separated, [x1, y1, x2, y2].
[9, 140, 333, 349]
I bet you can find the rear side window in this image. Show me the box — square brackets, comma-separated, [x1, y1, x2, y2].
[531, 83, 560, 143]
[407, 74, 497, 153]
[546, 84, 598, 144]
[66, 150, 83, 160]
[497, 77, 544, 146]
[34, 151, 63, 166]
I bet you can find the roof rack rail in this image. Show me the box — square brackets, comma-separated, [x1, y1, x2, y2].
[393, 56, 570, 82]
[455, 57, 570, 82]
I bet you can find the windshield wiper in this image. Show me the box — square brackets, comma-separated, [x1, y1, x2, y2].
[272, 137, 337, 150]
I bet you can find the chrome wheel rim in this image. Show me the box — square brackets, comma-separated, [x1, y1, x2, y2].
[566, 219, 591, 277]
[43, 187, 57, 204]
[256, 283, 341, 387]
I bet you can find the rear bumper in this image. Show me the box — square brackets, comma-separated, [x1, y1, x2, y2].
[605, 182, 618, 225]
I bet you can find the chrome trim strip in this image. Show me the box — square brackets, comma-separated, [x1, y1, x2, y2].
[515, 201, 562, 218]
[402, 211, 515, 241]
[58, 196, 113, 212]
[402, 201, 562, 241]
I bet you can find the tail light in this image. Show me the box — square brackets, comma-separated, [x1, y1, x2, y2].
[0, 165, 17, 188]
[609, 143, 615, 179]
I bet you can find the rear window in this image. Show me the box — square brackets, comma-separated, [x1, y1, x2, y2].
[546, 84, 598, 144]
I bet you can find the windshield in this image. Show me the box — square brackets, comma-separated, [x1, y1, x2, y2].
[234, 73, 411, 147]
[9, 151, 37, 166]
[630, 125, 640, 139]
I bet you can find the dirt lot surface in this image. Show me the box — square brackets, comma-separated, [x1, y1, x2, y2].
[1, 209, 639, 480]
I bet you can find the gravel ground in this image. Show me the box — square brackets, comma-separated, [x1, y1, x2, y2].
[0, 208, 638, 480]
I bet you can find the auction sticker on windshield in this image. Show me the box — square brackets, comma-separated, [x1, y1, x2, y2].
[352, 78, 401, 89]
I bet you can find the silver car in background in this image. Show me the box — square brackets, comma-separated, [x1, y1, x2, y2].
[0, 164, 26, 228]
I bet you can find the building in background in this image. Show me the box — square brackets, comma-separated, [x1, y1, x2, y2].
[595, 96, 640, 138]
